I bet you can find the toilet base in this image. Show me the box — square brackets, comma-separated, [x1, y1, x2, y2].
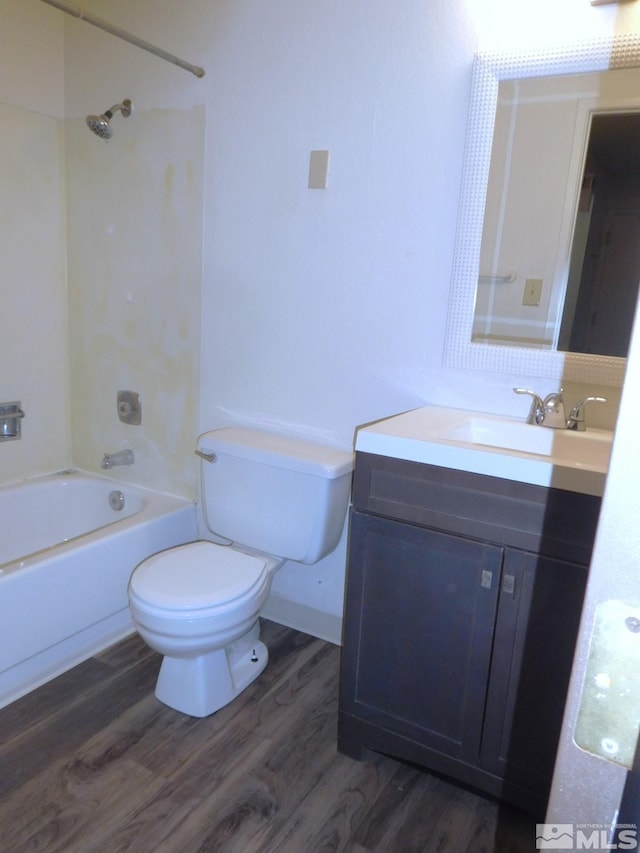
[154, 625, 269, 717]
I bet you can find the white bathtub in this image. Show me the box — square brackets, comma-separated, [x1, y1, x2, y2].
[0, 470, 197, 708]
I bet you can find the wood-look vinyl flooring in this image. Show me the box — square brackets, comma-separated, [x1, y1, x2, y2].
[0, 620, 535, 852]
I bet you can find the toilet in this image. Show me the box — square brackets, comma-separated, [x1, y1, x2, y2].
[128, 426, 353, 717]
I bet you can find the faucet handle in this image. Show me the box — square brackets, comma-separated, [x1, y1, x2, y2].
[567, 396, 608, 431]
[513, 388, 544, 425]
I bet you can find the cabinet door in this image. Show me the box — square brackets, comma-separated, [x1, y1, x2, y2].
[341, 510, 503, 763]
[479, 549, 588, 798]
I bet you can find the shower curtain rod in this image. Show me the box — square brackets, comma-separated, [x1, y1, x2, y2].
[39, 0, 205, 78]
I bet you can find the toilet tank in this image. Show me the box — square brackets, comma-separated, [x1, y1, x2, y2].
[198, 427, 354, 564]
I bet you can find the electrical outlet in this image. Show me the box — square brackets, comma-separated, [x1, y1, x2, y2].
[523, 278, 543, 307]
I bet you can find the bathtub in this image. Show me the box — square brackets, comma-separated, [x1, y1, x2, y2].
[0, 470, 197, 708]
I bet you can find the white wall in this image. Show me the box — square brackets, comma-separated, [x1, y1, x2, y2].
[0, 2, 68, 485]
[200, 1, 477, 440]
[0, 1, 64, 117]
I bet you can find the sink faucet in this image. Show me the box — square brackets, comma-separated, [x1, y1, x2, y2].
[101, 449, 135, 469]
[566, 396, 608, 431]
[514, 387, 565, 428]
[513, 388, 607, 430]
[513, 388, 544, 425]
[540, 390, 566, 430]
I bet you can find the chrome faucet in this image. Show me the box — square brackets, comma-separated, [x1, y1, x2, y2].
[540, 390, 566, 430]
[513, 388, 607, 431]
[101, 449, 135, 469]
[513, 388, 544, 425]
[566, 396, 608, 431]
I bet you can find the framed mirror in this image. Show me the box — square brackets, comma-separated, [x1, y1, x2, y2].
[443, 34, 640, 386]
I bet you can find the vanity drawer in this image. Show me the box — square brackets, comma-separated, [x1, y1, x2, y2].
[352, 451, 601, 564]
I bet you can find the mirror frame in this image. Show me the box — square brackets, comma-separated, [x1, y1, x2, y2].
[443, 33, 640, 387]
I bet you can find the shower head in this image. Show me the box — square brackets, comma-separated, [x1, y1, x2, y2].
[86, 99, 133, 140]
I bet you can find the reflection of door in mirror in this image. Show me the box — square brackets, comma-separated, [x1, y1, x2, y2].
[559, 113, 640, 357]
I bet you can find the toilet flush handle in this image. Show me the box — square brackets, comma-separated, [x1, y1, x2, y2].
[194, 449, 216, 463]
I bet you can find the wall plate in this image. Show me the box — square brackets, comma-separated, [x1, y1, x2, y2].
[117, 390, 141, 425]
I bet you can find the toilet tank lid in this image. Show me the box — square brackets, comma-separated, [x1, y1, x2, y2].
[198, 427, 354, 478]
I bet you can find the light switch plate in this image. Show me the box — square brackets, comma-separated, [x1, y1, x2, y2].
[308, 150, 330, 189]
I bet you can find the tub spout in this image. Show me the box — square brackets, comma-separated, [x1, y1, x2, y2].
[101, 449, 135, 469]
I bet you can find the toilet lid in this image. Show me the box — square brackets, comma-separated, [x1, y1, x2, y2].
[130, 541, 268, 610]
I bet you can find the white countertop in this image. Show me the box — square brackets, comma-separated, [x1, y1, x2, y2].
[355, 406, 611, 497]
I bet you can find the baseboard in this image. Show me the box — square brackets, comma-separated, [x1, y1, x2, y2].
[261, 593, 343, 646]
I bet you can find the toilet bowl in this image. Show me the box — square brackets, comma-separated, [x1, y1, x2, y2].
[129, 541, 283, 717]
[128, 426, 354, 718]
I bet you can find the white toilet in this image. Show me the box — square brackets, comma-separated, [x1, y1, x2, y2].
[128, 426, 353, 717]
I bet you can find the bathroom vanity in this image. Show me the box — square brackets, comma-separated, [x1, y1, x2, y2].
[338, 406, 611, 816]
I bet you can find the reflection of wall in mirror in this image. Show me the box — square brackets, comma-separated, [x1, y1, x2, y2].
[473, 70, 640, 354]
[473, 76, 583, 348]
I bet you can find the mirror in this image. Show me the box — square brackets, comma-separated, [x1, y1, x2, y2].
[444, 34, 640, 386]
[473, 72, 640, 357]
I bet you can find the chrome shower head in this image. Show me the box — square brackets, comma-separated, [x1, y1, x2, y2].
[86, 99, 133, 140]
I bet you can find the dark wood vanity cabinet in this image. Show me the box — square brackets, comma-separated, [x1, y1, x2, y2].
[338, 452, 602, 816]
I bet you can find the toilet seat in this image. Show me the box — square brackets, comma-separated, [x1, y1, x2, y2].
[130, 541, 269, 615]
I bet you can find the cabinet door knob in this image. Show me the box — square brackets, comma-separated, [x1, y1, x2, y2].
[481, 570, 493, 589]
[502, 574, 516, 595]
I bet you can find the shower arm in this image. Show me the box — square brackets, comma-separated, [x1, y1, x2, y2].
[39, 0, 205, 79]
[105, 101, 132, 118]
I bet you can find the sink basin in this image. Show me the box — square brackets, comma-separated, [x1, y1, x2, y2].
[355, 405, 614, 496]
[438, 415, 612, 470]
